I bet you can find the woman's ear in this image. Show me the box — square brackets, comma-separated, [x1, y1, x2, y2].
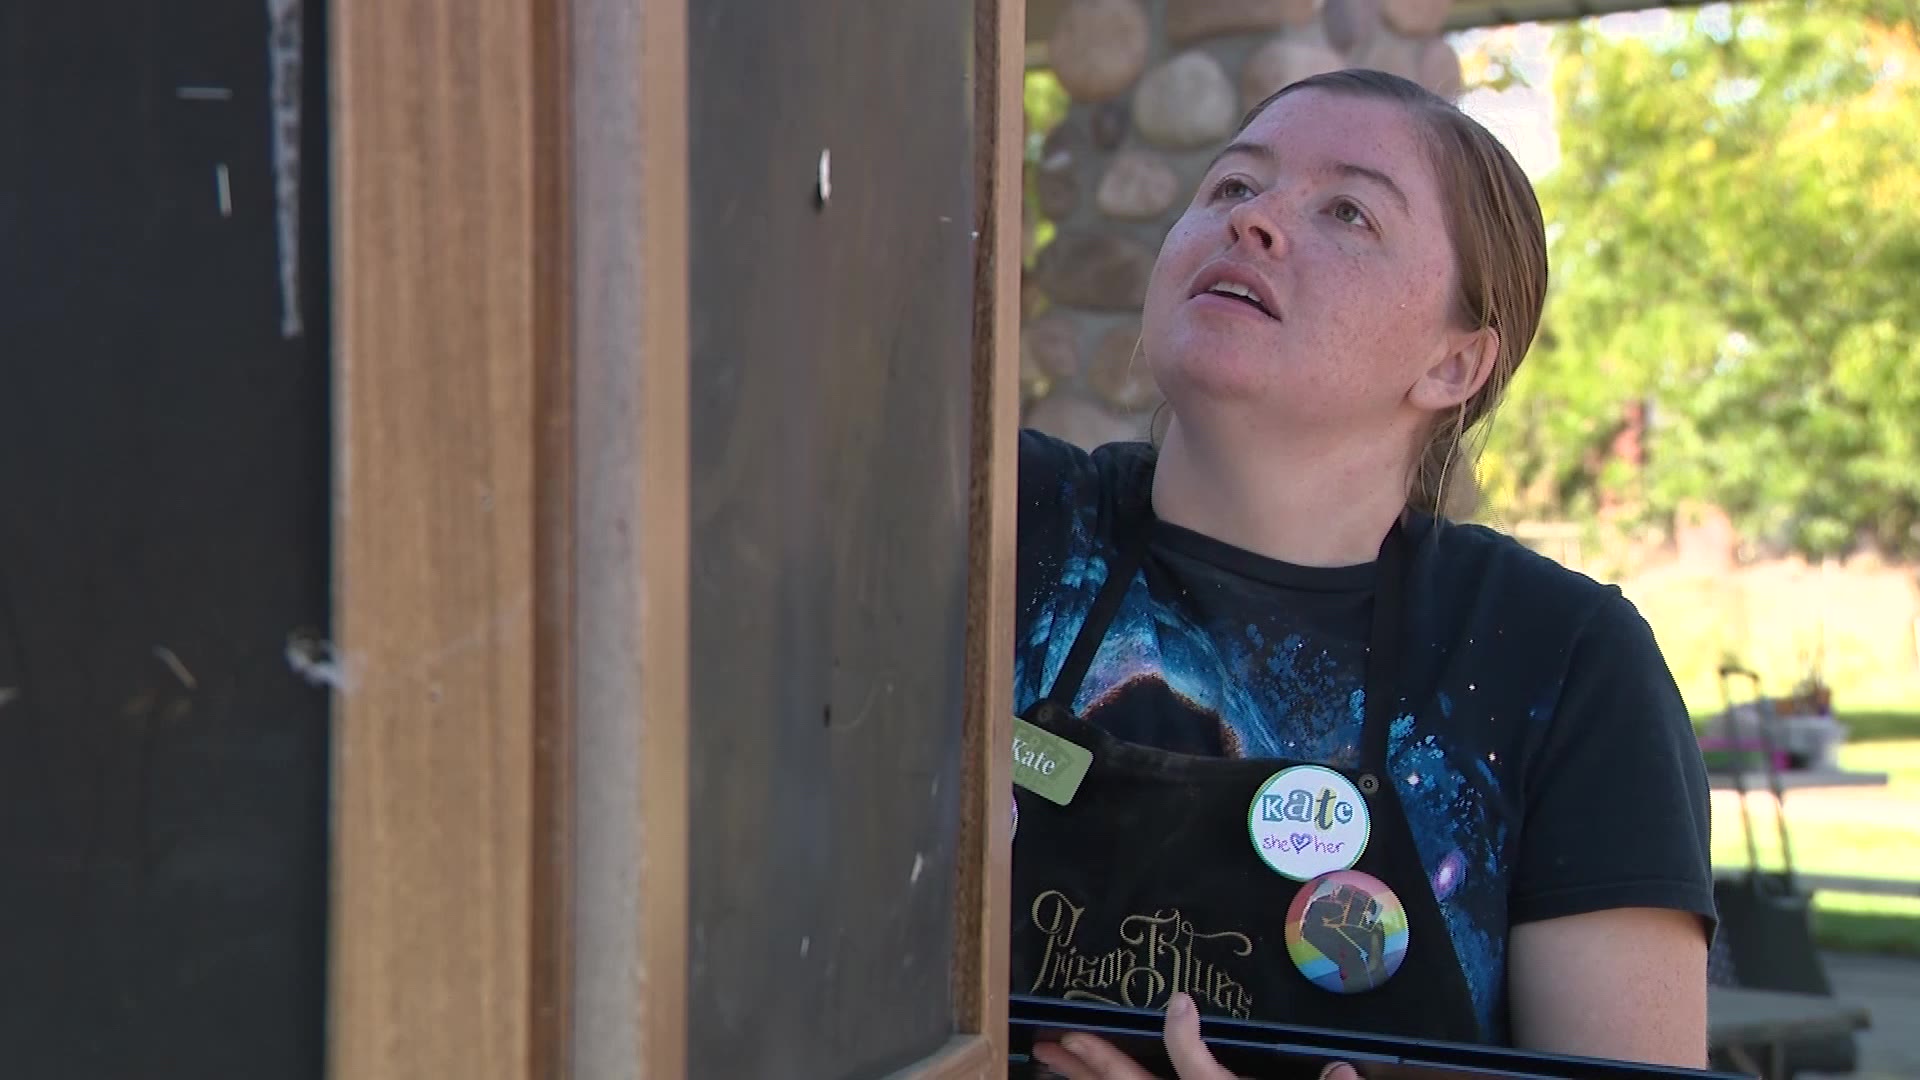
[1409, 327, 1500, 412]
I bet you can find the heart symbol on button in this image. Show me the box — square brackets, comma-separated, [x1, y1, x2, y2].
[1290, 832, 1312, 852]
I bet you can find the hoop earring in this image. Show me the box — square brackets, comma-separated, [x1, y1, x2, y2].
[1133, 335, 1171, 447]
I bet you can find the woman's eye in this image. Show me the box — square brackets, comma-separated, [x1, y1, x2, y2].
[1331, 199, 1373, 229]
[1212, 177, 1254, 201]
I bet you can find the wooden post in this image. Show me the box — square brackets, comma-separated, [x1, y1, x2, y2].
[328, 0, 574, 1075]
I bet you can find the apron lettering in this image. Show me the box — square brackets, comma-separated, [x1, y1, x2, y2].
[1028, 889, 1254, 1019]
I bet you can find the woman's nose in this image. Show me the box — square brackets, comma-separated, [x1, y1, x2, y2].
[1227, 195, 1287, 255]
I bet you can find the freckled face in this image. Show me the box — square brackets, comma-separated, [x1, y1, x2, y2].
[1141, 90, 1465, 435]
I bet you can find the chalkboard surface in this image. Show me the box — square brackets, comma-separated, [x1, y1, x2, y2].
[0, 2, 332, 1076]
[686, 0, 979, 1075]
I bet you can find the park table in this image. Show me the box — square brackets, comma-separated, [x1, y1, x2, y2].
[1707, 767, 1889, 791]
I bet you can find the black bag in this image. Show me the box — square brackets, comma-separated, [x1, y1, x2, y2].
[1708, 668, 1855, 1077]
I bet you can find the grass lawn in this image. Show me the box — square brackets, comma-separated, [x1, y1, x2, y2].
[1708, 734, 1920, 955]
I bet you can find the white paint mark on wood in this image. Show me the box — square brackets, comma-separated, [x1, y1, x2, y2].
[910, 852, 925, 885]
[215, 163, 232, 217]
[285, 630, 354, 692]
[282, 594, 532, 699]
[152, 645, 198, 690]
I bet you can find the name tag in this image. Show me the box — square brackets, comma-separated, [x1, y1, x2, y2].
[1011, 716, 1093, 806]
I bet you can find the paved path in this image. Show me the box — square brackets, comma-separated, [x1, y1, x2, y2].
[1809, 951, 1920, 1079]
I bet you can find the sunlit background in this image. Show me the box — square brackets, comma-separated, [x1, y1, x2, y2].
[1020, 3, 1920, 1070]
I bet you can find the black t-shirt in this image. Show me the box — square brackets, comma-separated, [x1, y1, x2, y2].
[1014, 430, 1716, 1042]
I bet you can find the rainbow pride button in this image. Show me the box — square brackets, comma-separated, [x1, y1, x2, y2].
[1284, 870, 1409, 994]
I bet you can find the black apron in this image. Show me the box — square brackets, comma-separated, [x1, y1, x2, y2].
[1010, 515, 1484, 1044]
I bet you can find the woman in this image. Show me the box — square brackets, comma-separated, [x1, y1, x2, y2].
[1011, 70, 1715, 1080]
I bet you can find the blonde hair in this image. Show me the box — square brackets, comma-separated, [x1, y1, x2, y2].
[1242, 70, 1548, 519]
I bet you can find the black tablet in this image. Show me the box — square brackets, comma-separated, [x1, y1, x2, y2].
[1008, 995, 1748, 1080]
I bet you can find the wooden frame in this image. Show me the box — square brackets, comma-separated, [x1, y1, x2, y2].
[328, 0, 580, 1074]
[329, 0, 1020, 1076]
[563, 0, 690, 1076]
[916, 0, 1028, 1075]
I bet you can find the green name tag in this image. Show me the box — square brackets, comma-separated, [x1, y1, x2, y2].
[1012, 716, 1093, 806]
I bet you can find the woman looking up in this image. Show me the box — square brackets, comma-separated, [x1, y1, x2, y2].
[1012, 69, 1714, 1080]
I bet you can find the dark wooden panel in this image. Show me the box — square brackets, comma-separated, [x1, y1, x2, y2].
[0, 2, 332, 1077]
[686, 2, 979, 1076]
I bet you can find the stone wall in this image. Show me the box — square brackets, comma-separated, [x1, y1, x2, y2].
[1020, 0, 1466, 450]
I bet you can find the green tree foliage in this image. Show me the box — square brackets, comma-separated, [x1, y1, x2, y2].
[1483, 2, 1920, 556]
[1023, 70, 1071, 265]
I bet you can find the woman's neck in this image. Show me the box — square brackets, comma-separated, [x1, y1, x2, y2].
[1149, 415, 1415, 568]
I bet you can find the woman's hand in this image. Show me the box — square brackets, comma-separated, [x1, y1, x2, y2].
[1029, 993, 1362, 1080]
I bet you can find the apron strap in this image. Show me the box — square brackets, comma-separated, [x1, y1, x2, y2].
[1044, 522, 1150, 711]
[1360, 521, 1408, 774]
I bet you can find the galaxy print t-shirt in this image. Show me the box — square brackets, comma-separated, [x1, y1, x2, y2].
[1013, 430, 1716, 1044]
